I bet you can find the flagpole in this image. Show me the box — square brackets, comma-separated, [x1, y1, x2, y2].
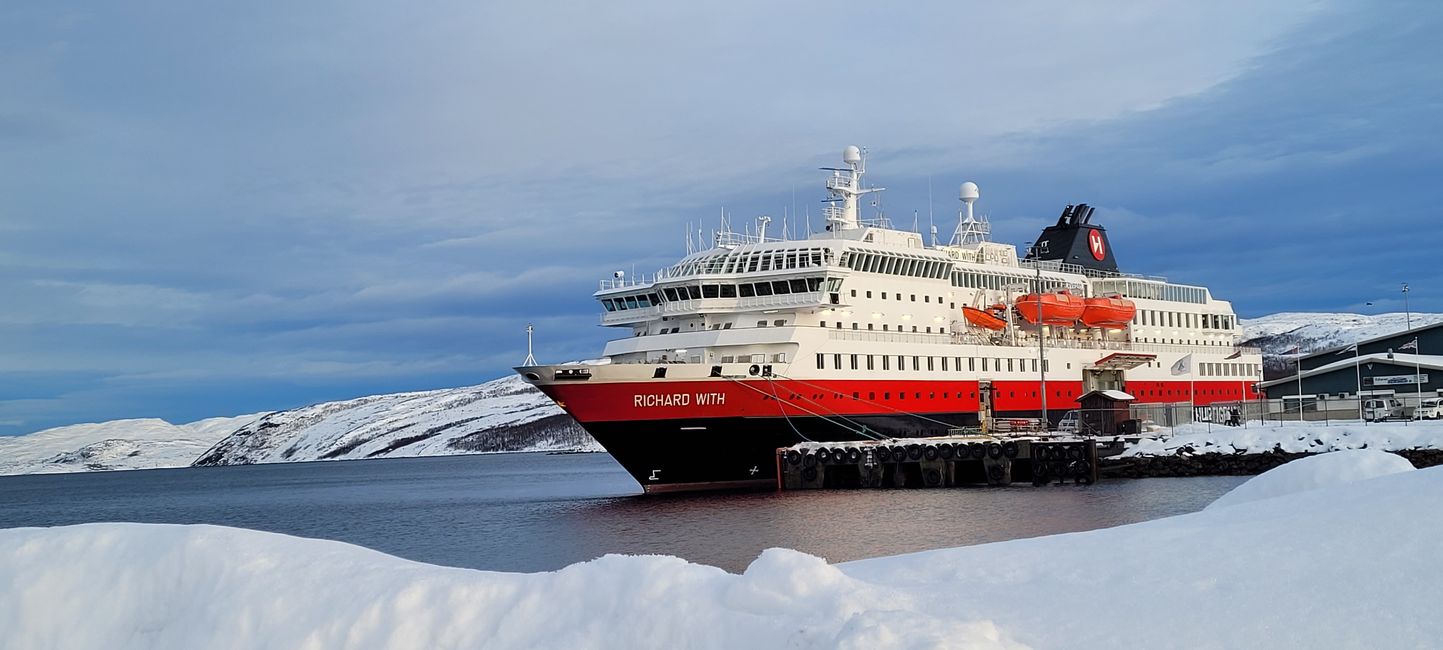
[1354, 346, 1364, 425]
[1413, 338, 1423, 421]
[1295, 352, 1304, 424]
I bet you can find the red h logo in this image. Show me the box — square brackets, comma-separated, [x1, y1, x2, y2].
[1087, 229, 1106, 261]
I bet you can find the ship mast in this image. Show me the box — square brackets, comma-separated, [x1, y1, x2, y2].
[823, 145, 884, 231]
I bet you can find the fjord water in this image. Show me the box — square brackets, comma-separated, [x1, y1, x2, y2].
[0, 453, 1243, 573]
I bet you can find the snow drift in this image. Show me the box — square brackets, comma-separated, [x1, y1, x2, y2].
[1123, 419, 1443, 457]
[1206, 449, 1414, 510]
[3, 460, 1441, 649]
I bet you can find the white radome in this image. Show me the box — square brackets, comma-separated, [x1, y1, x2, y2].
[960, 181, 980, 201]
[842, 145, 862, 164]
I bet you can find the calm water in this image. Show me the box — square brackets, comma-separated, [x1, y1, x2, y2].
[0, 453, 1245, 573]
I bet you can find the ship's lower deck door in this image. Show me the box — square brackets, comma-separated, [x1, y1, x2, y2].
[978, 380, 994, 429]
[1084, 369, 1124, 393]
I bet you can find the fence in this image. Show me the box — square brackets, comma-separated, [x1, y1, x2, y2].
[1067, 394, 1442, 435]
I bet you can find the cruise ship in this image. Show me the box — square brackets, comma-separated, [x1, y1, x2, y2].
[518, 146, 1262, 493]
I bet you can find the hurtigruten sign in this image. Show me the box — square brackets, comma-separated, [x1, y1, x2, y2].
[1367, 374, 1429, 386]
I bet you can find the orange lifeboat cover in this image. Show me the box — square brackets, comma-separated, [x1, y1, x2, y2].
[1014, 291, 1085, 325]
[1080, 296, 1137, 328]
[962, 306, 1008, 330]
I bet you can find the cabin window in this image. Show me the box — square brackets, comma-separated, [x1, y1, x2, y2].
[910, 294, 917, 302]
[808, 277, 823, 292]
[686, 286, 701, 300]
[969, 358, 976, 371]
[772, 281, 790, 295]
[898, 355, 906, 370]
[851, 355, 859, 370]
[790, 279, 807, 293]
[757, 320, 767, 327]
[924, 295, 930, 303]
[882, 324, 889, 331]
[912, 356, 920, 371]
[927, 357, 935, 371]
[739, 283, 756, 297]
[833, 354, 841, 368]
[663, 288, 678, 301]
[701, 284, 719, 299]
[867, 323, 874, 330]
[881, 292, 888, 299]
[720, 284, 737, 298]
[774, 319, 786, 327]
[1007, 359, 1014, 372]
[602, 299, 616, 311]
[821, 321, 827, 328]
[882, 355, 890, 370]
[866, 290, 873, 298]
[755, 282, 773, 296]
[866, 355, 875, 370]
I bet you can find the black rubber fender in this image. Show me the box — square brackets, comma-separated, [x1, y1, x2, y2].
[802, 451, 817, 467]
[874, 446, 892, 462]
[907, 444, 924, 461]
[812, 448, 829, 464]
[830, 448, 847, 463]
[846, 447, 863, 463]
[923, 468, 943, 487]
[891, 445, 908, 461]
[1067, 445, 1086, 460]
[801, 466, 818, 482]
[987, 464, 1006, 482]
[1002, 441, 1019, 459]
[923, 445, 940, 461]
[986, 442, 1004, 460]
[939, 443, 956, 460]
[968, 443, 985, 459]
[785, 449, 802, 465]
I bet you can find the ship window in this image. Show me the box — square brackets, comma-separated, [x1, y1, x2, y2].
[701, 284, 719, 298]
[927, 357, 935, 371]
[1007, 359, 1014, 372]
[867, 323, 873, 330]
[1043, 360, 1049, 372]
[757, 320, 767, 327]
[925, 295, 930, 303]
[739, 283, 756, 297]
[912, 356, 920, 371]
[882, 355, 890, 370]
[755, 282, 773, 296]
[851, 355, 859, 370]
[882, 324, 888, 331]
[852, 323, 858, 329]
[866, 355, 874, 370]
[834, 353, 842, 368]
[1031, 359, 1038, 372]
[624, 296, 637, 309]
[720, 284, 736, 298]
[866, 290, 872, 298]
[899, 391, 905, 400]
[911, 294, 917, 302]
[774, 319, 786, 327]
[772, 281, 791, 295]
[884, 392, 890, 400]
[897, 355, 905, 370]
[881, 292, 888, 299]
[851, 289, 857, 297]
[663, 288, 678, 301]
[821, 321, 827, 328]
[602, 299, 615, 311]
[687, 286, 701, 300]
[790, 279, 807, 293]
[723, 323, 732, 329]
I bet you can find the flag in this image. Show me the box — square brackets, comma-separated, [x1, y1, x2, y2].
[1225, 350, 1243, 360]
[1338, 343, 1357, 355]
[1399, 338, 1418, 351]
[1171, 354, 1193, 376]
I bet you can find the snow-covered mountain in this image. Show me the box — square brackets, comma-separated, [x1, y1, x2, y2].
[1240, 312, 1443, 375]
[193, 374, 598, 466]
[0, 414, 263, 475]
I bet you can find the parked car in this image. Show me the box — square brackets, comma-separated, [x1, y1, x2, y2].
[1362, 398, 1404, 422]
[1416, 398, 1442, 420]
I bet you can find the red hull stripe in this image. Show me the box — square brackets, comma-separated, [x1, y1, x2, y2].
[541, 379, 1259, 424]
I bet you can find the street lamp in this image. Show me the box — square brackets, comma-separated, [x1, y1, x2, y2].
[1402, 283, 1411, 331]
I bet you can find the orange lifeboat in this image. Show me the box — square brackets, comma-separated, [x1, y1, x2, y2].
[962, 305, 1008, 330]
[1080, 295, 1137, 329]
[1014, 291, 1085, 325]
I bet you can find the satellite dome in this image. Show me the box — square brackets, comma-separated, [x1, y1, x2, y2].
[842, 145, 862, 164]
[959, 181, 980, 201]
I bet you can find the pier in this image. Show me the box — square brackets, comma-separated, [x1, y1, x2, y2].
[776, 434, 1101, 489]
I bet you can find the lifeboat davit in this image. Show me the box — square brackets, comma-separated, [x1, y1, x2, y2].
[962, 306, 1008, 330]
[1080, 295, 1137, 329]
[1014, 291, 1085, 325]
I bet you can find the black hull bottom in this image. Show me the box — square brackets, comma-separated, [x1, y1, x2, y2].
[583, 411, 1046, 493]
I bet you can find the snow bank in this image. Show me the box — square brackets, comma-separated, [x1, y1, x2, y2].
[5, 467, 1443, 649]
[1123, 419, 1443, 457]
[1206, 449, 1414, 510]
[0, 524, 1018, 650]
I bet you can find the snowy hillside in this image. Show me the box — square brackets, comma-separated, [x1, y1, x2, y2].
[2, 457, 1440, 648]
[193, 374, 597, 466]
[1240, 311, 1443, 373]
[0, 415, 263, 476]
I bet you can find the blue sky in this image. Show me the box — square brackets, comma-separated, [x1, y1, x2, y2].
[2, 0, 1440, 434]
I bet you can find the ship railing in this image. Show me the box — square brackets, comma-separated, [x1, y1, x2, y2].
[828, 330, 951, 345]
[825, 174, 854, 191]
[1017, 259, 1168, 283]
[822, 205, 845, 222]
[598, 274, 660, 291]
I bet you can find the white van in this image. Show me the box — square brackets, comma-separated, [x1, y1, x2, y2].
[1362, 398, 1404, 422]
[1416, 398, 1442, 420]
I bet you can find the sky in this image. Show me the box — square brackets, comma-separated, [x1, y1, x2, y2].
[2, 0, 1441, 435]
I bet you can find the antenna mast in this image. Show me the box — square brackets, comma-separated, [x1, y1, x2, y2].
[522, 324, 537, 365]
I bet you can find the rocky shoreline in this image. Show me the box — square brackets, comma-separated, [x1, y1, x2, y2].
[1101, 448, 1443, 479]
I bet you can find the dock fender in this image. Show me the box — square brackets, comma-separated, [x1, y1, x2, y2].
[1002, 441, 1019, 459]
[986, 442, 1004, 460]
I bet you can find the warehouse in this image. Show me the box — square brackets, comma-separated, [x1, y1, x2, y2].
[1262, 321, 1443, 406]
